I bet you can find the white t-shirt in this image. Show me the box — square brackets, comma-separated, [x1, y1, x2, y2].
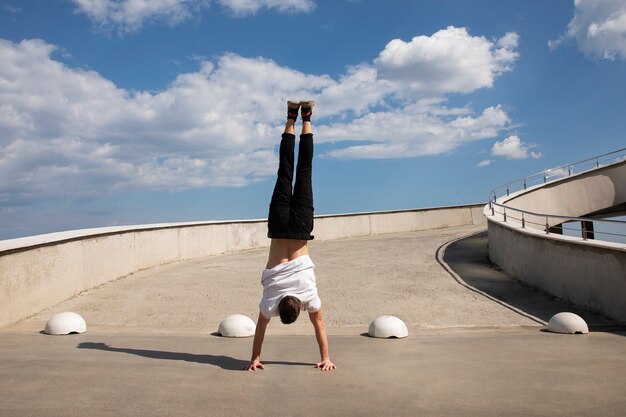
[259, 255, 321, 319]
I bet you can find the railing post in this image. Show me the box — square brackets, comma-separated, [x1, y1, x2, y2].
[506, 186, 509, 196]
[521, 213, 525, 229]
[545, 218, 549, 234]
[503, 208, 507, 222]
[523, 179, 527, 190]
[582, 221, 588, 240]
[568, 165, 571, 176]
[596, 158, 599, 168]
[543, 172, 547, 183]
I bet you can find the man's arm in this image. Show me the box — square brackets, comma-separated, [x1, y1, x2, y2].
[308, 308, 337, 371]
[245, 311, 270, 371]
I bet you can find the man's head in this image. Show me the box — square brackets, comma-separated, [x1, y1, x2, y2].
[278, 295, 301, 324]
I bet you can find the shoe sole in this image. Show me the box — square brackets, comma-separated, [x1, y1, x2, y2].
[288, 100, 301, 111]
[300, 100, 315, 111]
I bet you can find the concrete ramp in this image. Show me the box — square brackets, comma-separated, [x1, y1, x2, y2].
[1, 225, 625, 417]
[503, 160, 626, 229]
[16, 225, 540, 334]
[486, 157, 626, 321]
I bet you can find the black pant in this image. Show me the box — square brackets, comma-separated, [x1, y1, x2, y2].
[267, 133, 314, 240]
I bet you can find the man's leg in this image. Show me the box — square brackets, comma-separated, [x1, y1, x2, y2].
[267, 102, 299, 238]
[290, 101, 315, 239]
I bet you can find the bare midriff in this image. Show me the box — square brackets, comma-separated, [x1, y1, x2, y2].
[266, 238, 309, 269]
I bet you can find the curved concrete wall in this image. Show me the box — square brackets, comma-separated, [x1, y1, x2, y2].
[0, 204, 485, 328]
[485, 160, 626, 320]
[503, 161, 626, 229]
[488, 221, 626, 321]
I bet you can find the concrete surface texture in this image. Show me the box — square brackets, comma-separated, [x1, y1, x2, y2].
[44, 312, 87, 335]
[441, 231, 612, 327]
[2, 225, 625, 417]
[484, 159, 626, 321]
[547, 312, 589, 334]
[2, 328, 626, 417]
[22, 225, 542, 334]
[368, 315, 408, 338]
[488, 221, 626, 321]
[498, 160, 626, 229]
[0, 204, 484, 328]
[218, 314, 256, 338]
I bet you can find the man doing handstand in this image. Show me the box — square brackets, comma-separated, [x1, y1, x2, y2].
[245, 100, 336, 372]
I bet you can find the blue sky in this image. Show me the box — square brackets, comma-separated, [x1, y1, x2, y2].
[1, 0, 625, 240]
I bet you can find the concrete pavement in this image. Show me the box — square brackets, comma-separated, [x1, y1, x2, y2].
[441, 230, 615, 328]
[1, 327, 626, 416]
[19, 225, 544, 334]
[1, 225, 625, 416]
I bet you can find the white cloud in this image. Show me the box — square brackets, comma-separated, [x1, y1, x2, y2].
[217, 0, 315, 16]
[70, 0, 210, 33]
[316, 64, 393, 117]
[0, 39, 330, 205]
[315, 26, 519, 116]
[491, 135, 542, 160]
[319, 104, 511, 159]
[0, 29, 517, 207]
[374, 26, 519, 94]
[557, 0, 626, 60]
[3, 3, 21, 13]
[476, 159, 494, 168]
[69, 0, 315, 33]
[545, 167, 570, 179]
[547, 39, 560, 50]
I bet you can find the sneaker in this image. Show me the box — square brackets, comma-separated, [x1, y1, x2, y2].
[300, 100, 315, 121]
[287, 100, 300, 121]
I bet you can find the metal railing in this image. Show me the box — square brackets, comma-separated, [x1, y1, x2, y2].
[487, 148, 626, 244]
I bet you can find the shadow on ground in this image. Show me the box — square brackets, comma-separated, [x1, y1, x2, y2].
[77, 342, 315, 370]
[441, 231, 622, 332]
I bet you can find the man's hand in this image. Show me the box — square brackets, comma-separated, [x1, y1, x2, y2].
[315, 359, 336, 371]
[246, 312, 270, 372]
[245, 359, 265, 371]
[309, 310, 336, 371]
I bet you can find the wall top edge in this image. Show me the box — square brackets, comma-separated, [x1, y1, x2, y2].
[485, 216, 626, 252]
[500, 159, 626, 206]
[314, 203, 485, 219]
[0, 219, 262, 255]
[0, 203, 484, 254]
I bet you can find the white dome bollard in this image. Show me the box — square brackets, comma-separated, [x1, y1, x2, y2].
[547, 312, 589, 334]
[218, 314, 256, 338]
[44, 312, 87, 335]
[368, 315, 408, 339]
